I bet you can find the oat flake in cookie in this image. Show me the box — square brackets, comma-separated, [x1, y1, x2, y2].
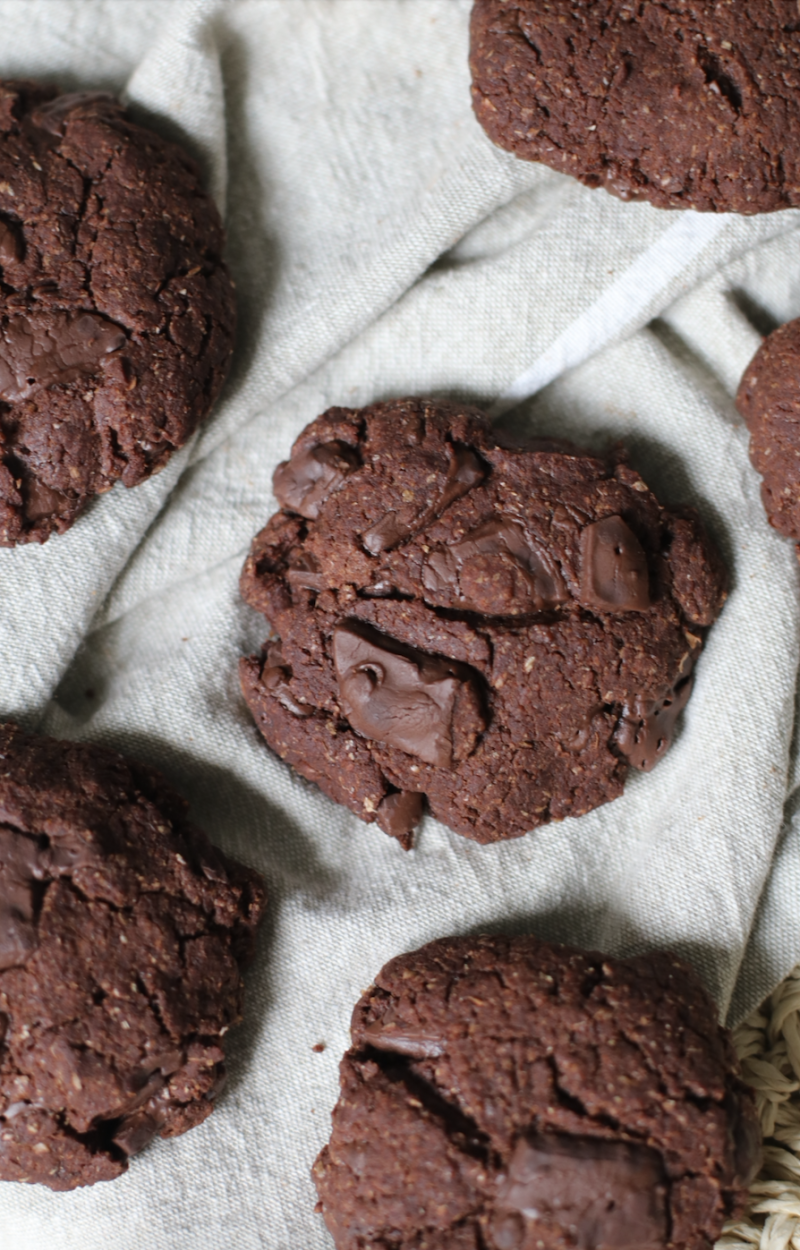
[0, 80, 236, 544]
[313, 935, 761, 1250]
[470, 1, 800, 214]
[0, 723, 266, 1189]
[239, 398, 727, 847]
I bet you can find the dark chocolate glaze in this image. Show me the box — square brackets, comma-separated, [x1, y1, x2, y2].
[580, 516, 651, 612]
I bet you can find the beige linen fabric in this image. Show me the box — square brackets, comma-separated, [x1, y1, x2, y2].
[2, 2, 800, 1247]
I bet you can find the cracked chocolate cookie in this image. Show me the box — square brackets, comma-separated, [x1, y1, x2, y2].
[0, 80, 236, 544]
[470, 1, 800, 214]
[0, 723, 266, 1190]
[313, 934, 761, 1250]
[736, 317, 800, 551]
[239, 398, 726, 847]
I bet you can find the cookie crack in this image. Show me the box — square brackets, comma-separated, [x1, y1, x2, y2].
[365, 1046, 493, 1168]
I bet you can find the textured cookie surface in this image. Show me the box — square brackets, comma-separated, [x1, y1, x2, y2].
[313, 935, 761, 1250]
[470, 0, 800, 214]
[240, 398, 726, 846]
[736, 318, 800, 549]
[0, 80, 236, 544]
[0, 723, 266, 1189]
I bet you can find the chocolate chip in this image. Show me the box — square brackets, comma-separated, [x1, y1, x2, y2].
[22, 475, 72, 524]
[111, 1106, 165, 1157]
[0, 828, 49, 971]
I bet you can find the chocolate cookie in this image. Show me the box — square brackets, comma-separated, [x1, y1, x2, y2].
[470, 1, 800, 214]
[313, 935, 761, 1250]
[239, 398, 726, 847]
[0, 80, 235, 544]
[736, 318, 800, 551]
[0, 723, 266, 1190]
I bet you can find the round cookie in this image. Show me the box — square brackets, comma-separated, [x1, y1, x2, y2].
[239, 398, 727, 846]
[736, 317, 800, 550]
[313, 934, 761, 1250]
[0, 723, 266, 1190]
[0, 80, 236, 545]
[470, 1, 800, 214]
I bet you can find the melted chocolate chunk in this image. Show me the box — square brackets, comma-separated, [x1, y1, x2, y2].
[287, 567, 327, 593]
[0, 312, 126, 403]
[363, 1011, 445, 1060]
[0, 218, 21, 266]
[375, 790, 424, 848]
[333, 622, 477, 768]
[112, 1106, 166, 1157]
[22, 476, 72, 524]
[580, 516, 651, 612]
[726, 1090, 763, 1186]
[30, 91, 120, 137]
[614, 675, 693, 771]
[423, 517, 567, 615]
[0, 828, 47, 971]
[262, 643, 313, 718]
[492, 1133, 668, 1250]
[362, 511, 408, 555]
[437, 445, 485, 510]
[363, 444, 484, 555]
[273, 441, 359, 520]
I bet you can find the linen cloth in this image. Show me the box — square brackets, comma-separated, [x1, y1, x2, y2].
[2, 2, 800, 1247]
